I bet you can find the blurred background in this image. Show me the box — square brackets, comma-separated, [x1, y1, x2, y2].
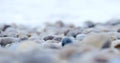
[0, 0, 120, 27]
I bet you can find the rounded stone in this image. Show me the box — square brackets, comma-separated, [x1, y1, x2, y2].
[76, 34, 86, 41]
[0, 37, 15, 47]
[81, 33, 111, 48]
[111, 40, 120, 49]
[16, 41, 40, 53]
[43, 36, 54, 41]
[61, 37, 73, 46]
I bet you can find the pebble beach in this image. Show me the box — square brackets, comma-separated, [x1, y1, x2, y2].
[0, 20, 120, 63]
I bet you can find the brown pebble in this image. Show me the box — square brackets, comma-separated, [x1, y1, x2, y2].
[43, 36, 54, 41]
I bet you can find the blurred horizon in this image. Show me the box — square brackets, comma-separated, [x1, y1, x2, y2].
[0, 0, 120, 27]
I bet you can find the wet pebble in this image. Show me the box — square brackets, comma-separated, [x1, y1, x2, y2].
[111, 40, 120, 49]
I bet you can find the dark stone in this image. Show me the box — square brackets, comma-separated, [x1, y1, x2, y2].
[115, 44, 120, 49]
[62, 37, 72, 46]
[44, 36, 54, 41]
[66, 30, 81, 38]
[64, 30, 70, 36]
[85, 21, 95, 28]
[0, 37, 14, 47]
[117, 29, 120, 33]
[2, 25, 11, 31]
[3, 35, 8, 37]
[20, 37, 28, 41]
[95, 57, 108, 63]
[101, 40, 111, 49]
[54, 37, 62, 42]
[107, 19, 120, 26]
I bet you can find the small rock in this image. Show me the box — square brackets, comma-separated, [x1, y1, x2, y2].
[66, 28, 81, 38]
[85, 21, 95, 28]
[107, 32, 117, 41]
[55, 21, 64, 27]
[2, 25, 11, 31]
[116, 33, 120, 39]
[61, 37, 73, 46]
[101, 40, 111, 49]
[54, 37, 62, 42]
[81, 33, 110, 48]
[107, 19, 120, 25]
[43, 36, 54, 41]
[111, 40, 120, 49]
[0, 37, 15, 47]
[41, 43, 61, 49]
[16, 41, 40, 53]
[76, 34, 86, 41]
[117, 28, 120, 33]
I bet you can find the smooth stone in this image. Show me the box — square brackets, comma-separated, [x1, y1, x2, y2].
[16, 41, 40, 53]
[81, 33, 111, 48]
[76, 34, 86, 41]
[61, 37, 73, 46]
[107, 32, 117, 41]
[85, 21, 95, 28]
[43, 35, 54, 41]
[0, 37, 16, 47]
[111, 40, 120, 49]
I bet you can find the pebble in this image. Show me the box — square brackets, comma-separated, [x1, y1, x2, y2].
[54, 36, 62, 42]
[116, 33, 120, 39]
[16, 41, 40, 53]
[0, 37, 15, 47]
[101, 40, 111, 49]
[111, 40, 120, 49]
[61, 37, 73, 46]
[81, 33, 111, 48]
[117, 28, 120, 33]
[1, 21, 120, 63]
[43, 35, 54, 41]
[85, 21, 95, 28]
[2, 25, 11, 31]
[76, 34, 86, 41]
[107, 19, 120, 25]
[66, 29, 81, 38]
